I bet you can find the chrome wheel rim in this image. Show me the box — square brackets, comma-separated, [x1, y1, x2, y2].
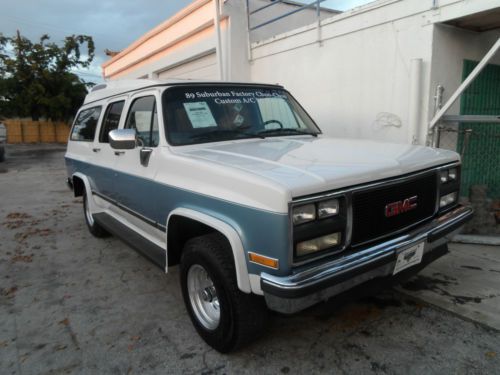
[84, 195, 94, 226]
[187, 264, 220, 330]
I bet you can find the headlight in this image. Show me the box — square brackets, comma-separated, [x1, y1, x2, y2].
[291, 196, 346, 262]
[438, 166, 460, 211]
[296, 233, 341, 257]
[440, 167, 458, 184]
[292, 204, 316, 225]
[440, 192, 457, 208]
[440, 170, 449, 184]
[317, 199, 339, 219]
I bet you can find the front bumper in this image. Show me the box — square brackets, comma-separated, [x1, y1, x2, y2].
[260, 205, 473, 314]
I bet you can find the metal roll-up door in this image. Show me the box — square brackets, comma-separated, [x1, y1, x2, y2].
[158, 53, 218, 80]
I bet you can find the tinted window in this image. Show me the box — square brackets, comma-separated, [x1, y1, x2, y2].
[125, 96, 159, 147]
[70, 107, 101, 142]
[162, 86, 320, 146]
[99, 101, 125, 143]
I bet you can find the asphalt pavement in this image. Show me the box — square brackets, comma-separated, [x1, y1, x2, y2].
[0, 144, 498, 375]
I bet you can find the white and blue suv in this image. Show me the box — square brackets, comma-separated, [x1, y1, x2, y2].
[65, 79, 472, 352]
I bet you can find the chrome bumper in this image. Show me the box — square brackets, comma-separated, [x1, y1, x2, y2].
[261, 205, 473, 314]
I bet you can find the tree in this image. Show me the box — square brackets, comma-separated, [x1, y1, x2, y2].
[0, 31, 95, 121]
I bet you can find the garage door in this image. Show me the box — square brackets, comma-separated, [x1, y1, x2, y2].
[158, 53, 219, 80]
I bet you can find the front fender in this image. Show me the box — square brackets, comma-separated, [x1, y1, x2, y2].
[72, 172, 104, 215]
[167, 207, 252, 294]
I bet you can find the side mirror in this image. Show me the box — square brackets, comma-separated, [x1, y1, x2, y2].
[109, 129, 136, 150]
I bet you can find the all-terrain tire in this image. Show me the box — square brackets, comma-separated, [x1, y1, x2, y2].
[180, 233, 268, 352]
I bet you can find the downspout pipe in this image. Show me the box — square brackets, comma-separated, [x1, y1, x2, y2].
[213, 0, 224, 81]
[408, 58, 422, 145]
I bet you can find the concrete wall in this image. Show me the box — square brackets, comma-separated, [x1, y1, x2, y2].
[101, 0, 500, 147]
[247, 0, 339, 43]
[249, 0, 435, 144]
[248, 0, 500, 145]
[102, 0, 336, 81]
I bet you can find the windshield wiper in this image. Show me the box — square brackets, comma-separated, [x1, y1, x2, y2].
[256, 128, 318, 137]
[190, 129, 264, 141]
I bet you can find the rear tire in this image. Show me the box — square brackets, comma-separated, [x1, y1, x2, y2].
[180, 233, 268, 353]
[83, 190, 109, 238]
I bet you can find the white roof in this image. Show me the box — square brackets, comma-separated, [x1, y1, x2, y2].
[83, 78, 192, 104]
[83, 78, 283, 105]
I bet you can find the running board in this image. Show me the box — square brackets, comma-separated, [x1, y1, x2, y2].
[93, 212, 166, 270]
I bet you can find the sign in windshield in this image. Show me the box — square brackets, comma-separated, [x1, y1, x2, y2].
[162, 86, 320, 145]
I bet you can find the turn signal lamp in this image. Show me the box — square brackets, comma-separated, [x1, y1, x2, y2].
[248, 252, 279, 269]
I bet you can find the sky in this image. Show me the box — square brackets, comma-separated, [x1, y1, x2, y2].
[0, 0, 372, 83]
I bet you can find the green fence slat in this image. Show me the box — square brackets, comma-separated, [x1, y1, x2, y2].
[458, 60, 500, 199]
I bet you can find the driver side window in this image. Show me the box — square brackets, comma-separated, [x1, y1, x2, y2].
[125, 96, 159, 147]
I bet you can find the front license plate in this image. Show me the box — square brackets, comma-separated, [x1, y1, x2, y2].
[393, 242, 424, 275]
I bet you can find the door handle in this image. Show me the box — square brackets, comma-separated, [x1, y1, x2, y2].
[114, 151, 125, 156]
[92, 148, 101, 153]
[140, 147, 153, 167]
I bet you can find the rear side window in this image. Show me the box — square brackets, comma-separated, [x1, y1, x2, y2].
[125, 96, 159, 147]
[99, 101, 125, 143]
[70, 106, 102, 142]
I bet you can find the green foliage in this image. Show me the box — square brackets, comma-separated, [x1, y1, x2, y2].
[0, 32, 95, 120]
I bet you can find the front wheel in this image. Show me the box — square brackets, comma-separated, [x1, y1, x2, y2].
[83, 190, 109, 238]
[180, 233, 268, 352]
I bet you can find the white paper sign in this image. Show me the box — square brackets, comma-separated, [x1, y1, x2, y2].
[183, 102, 217, 128]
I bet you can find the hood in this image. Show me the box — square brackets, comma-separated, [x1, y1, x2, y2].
[175, 136, 459, 198]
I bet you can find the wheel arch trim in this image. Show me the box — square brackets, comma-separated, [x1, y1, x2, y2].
[167, 207, 252, 294]
[72, 173, 103, 215]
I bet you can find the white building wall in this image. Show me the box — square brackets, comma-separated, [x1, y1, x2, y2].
[102, 0, 500, 147]
[248, 0, 500, 145]
[247, 0, 339, 43]
[249, 0, 435, 144]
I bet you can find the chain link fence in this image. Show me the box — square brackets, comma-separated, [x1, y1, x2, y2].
[437, 123, 500, 234]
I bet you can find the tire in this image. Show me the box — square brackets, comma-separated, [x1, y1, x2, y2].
[83, 190, 109, 238]
[0, 146, 4, 162]
[180, 233, 268, 353]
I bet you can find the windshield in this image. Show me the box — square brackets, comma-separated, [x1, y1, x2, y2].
[162, 86, 321, 146]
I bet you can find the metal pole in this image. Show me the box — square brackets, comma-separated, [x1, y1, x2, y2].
[245, 0, 252, 62]
[408, 58, 422, 144]
[213, 0, 224, 80]
[316, 0, 322, 44]
[429, 37, 500, 130]
[429, 84, 444, 147]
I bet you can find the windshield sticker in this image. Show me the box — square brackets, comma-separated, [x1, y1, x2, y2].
[183, 102, 217, 128]
[184, 90, 287, 105]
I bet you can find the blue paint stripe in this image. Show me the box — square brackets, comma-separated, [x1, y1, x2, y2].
[66, 156, 292, 275]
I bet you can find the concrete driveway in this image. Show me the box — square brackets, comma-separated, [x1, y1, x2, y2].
[0, 144, 499, 374]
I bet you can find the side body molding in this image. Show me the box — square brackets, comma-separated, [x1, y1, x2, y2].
[167, 207, 252, 293]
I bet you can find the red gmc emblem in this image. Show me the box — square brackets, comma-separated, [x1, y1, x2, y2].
[385, 196, 418, 217]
